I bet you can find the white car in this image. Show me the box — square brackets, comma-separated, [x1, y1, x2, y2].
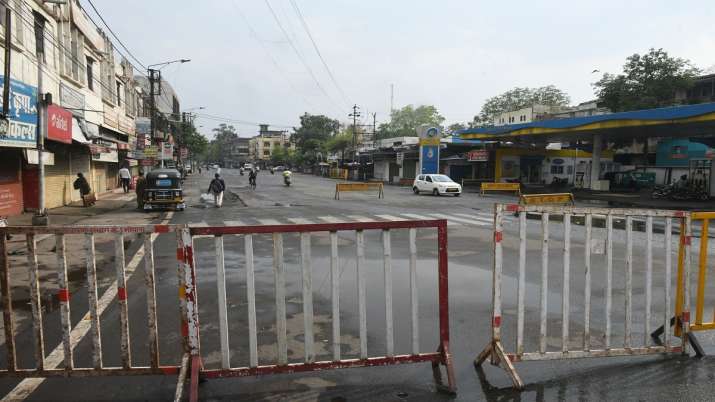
[413, 174, 462, 196]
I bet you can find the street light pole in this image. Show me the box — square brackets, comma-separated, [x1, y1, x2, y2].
[32, 12, 49, 226]
[146, 59, 190, 170]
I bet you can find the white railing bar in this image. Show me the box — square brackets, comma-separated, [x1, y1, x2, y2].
[540, 212, 549, 354]
[516, 211, 526, 356]
[114, 234, 131, 369]
[383, 229, 394, 357]
[330, 231, 341, 361]
[143, 233, 159, 369]
[664, 218, 672, 349]
[215, 236, 230, 369]
[273, 233, 288, 365]
[357, 230, 368, 359]
[301, 233, 315, 363]
[26, 234, 45, 371]
[562, 213, 571, 353]
[605, 214, 613, 350]
[245, 235, 258, 368]
[584, 213, 592, 351]
[645, 215, 653, 347]
[625, 216, 633, 349]
[85, 233, 103, 369]
[408, 228, 419, 355]
[55, 234, 73, 370]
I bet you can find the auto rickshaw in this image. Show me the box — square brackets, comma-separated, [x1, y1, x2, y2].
[143, 169, 185, 211]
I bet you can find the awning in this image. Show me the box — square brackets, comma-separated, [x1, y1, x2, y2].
[71, 117, 90, 144]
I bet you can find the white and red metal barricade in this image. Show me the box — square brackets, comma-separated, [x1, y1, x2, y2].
[476, 204, 691, 389]
[181, 219, 456, 401]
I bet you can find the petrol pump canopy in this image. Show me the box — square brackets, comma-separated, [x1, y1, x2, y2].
[457, 102, 715, 143]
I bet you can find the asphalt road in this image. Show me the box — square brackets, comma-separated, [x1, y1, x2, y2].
[2, 168, 715, 401]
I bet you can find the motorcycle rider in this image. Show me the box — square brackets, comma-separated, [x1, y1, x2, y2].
[283, 169, 292, 186]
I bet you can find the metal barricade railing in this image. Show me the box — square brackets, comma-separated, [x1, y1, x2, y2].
[0, 224, 191, 401]
[476, 204, 690, 389]
[181, 219, 456, 400]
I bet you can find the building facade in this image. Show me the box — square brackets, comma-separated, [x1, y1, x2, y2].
[0, 0, 146, 216]
[249, 124, 293, 166]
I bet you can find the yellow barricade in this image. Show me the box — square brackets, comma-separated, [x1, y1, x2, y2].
[334, 182, 384, 200]
[330, 168, 349, 180]
[519, 193, 574, 206]
[480, 182, 521, 196]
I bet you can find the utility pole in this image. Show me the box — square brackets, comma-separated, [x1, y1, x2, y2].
[372, 112, 377, 142]
[148, 68, 161, 168]
[390, 84, 394, 113]
[349, 104, 360, 162]
[32, 12, 48, 226]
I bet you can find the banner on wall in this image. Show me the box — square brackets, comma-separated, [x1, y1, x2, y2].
[0, 76, 37, 148]
[47, 104, 72, 144]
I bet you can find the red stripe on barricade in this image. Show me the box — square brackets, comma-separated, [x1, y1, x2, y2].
[154, 225, 171, 233]
[190, 220, 445, 236]
[494, 231, 503, 243]
[57, 289, 70, 302]
[682, 236, 692, 246]
[176, 248, 185, 261]
[505, 204, 519, 212]
[117, 287, 127, 301]
[682, 311, 690, 322]
[493, 316, 501, 328]
[181, 322, 189, 338]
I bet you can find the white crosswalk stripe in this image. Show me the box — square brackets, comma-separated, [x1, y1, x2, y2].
[375, 214, 407, 221]
[255, 218, 282, 225]
[453, 212, 495, 223]
[346, 215, 376, 222]
[287, 217, 315, 224]
[429, 213, 491, 226]
[400, 213, 435, 221]
[224, 220, 247, 226]
[317, 216, 343, 223]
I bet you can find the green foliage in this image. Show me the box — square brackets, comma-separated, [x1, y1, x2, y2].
[291, 113, 340, 165]
[593, 48, 700, 112]
[472, 85, 570, 126]
[174, 119, 208, 160]
[376, 105, 445, 139]
[208, 124, 239, 165]
[447, 122, 467, 134]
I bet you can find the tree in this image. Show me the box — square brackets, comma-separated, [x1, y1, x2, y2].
[472, 86, 570, 126]
[209, 124, 239, 165]
[377, 105, 445, 139]
[325, 131, 352, 162]
[447, 122, 467, 134]
[593, 48, 700, 112]
[291, 113, 340, 165]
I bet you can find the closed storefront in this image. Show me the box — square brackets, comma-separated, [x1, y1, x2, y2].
[92, 162, 107, 194]
[44, 143, 71, 209]
[69, 145, 91, 202]
[0, 150, 24, 216]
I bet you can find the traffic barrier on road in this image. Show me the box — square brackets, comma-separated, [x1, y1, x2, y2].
[519, 192, 574, 206]
[399, 178, 414, 186]
[0, 224, 191, 401]
[334, 182, 384, 200]
[476, 204, 689, 389]
[329, 168, 349, 180]
[480, 182, 521, 196]
[184, 219, 456, 400]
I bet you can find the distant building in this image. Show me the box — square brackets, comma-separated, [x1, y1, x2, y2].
[493, 104, 559, 126]
[249, 124, 294, 165]
[547, 100, 610, 119]
[675, 73, 715, 104]
[229, 137, 250, 166]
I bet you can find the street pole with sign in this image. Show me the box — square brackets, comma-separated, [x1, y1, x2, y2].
[32, 12, 49, 226]
[418, 125, 441, 175]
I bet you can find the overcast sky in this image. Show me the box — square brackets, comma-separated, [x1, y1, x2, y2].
[85, 0, 715, 138]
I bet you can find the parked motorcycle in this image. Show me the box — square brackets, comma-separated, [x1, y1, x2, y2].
[283, 171, 292, 187]
[651, 183, 674, 199]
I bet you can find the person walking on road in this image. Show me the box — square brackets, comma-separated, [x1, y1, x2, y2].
[208, 173, 226, 207]
[73, 173, 94, 206]
[119, 166, 131, 193]
[248, 169, 257, 190]
[135, 171, 147, 209]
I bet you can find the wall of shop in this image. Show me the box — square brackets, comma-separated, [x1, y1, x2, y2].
[0, 150, 24, 216]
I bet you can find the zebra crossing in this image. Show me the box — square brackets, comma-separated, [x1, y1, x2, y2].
[190, 210, 502, 229]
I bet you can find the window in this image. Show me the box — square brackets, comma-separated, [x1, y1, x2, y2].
[32, 11, 46, 63]
[550, 165, 564, 174]
[426, 176, 433, 182]
[263, 150, 270, 156]
[567, 166, 573, 175]
[417, 175, 424, 181]
[116, 81, 122, 106]
[86, 57, 95, 91]
[264, 141, 271, 148]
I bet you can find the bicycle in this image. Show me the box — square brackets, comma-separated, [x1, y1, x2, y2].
[249, 177, 256, 190]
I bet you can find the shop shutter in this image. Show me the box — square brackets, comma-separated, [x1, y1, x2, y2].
[69, 145, 91, 202]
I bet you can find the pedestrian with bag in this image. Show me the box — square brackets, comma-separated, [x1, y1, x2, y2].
[207, 173, 226, 207]
[118, 165, 131, 193]
[73, 173, 95, 206]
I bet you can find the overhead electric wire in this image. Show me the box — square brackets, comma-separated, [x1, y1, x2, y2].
[289, 0, 351, 106]
[263, 0, 346, 116]
[84, 0, 147, 70]
[230, 0, 319, 113]
[195, 112, 294, 129]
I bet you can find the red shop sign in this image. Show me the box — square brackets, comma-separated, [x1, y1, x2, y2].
[47, 104, 72, 144]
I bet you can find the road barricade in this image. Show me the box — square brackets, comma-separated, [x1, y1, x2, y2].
[184, 219, 456, 399]
[334, 182, 384, 200]
[329, 168, 349, 180]
[0, 224, 192, 401]
[519, 192, 574, 206]
[480, 182, 521, 196]
[476, 204, 689, 389]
